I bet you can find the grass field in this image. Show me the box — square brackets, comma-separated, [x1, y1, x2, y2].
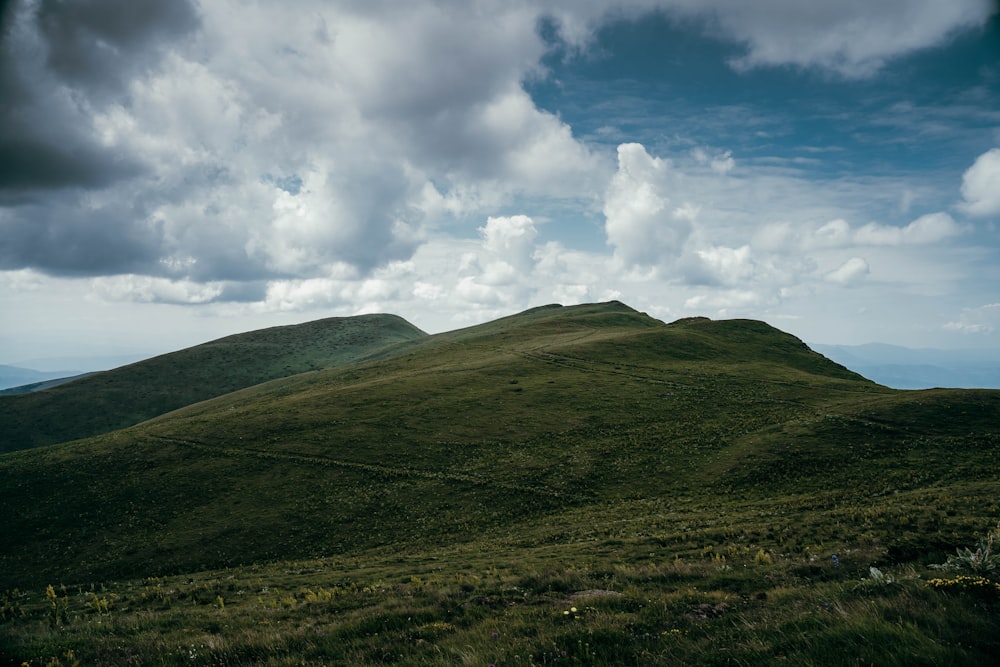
[0, 314, 426, 453]
[2, 302, 998, 665]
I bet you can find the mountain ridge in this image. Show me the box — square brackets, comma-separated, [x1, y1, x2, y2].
[0, 312, 427, 453]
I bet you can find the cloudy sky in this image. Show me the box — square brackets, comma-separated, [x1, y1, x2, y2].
[2, 0, 999, 365]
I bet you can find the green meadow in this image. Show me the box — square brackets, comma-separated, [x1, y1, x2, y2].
[2, 301, 998, 665]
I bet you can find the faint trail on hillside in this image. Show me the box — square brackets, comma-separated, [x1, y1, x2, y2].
[145, 434, 585, 501]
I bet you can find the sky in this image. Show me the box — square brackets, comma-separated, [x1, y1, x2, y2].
[1, 0, 999, 366]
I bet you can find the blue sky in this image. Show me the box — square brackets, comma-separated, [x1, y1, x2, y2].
[1, 0, 998, 366]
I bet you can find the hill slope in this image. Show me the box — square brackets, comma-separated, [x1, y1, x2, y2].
[0, 313, 426, 453]
[2, 301, 999, 666]
[8, 300, 996, 589]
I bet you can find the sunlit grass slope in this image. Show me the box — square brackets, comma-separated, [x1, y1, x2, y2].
[1, 301, 998, 665]
[0, 314, 426, 453]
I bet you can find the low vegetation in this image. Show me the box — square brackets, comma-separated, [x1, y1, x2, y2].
[1, 302, 998, 664]
[0, 314, 426, 453]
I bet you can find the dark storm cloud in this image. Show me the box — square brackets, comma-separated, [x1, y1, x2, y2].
[0, 0, 198, 195]
[36, 0, 199, 94]
[0, 126, 133, 195]
[0, 197, 165, 276]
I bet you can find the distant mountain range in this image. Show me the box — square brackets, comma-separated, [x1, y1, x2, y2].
[0, 353, 150, 391]
[0, 365, 91, 391]
[813, 343, 1000, 389]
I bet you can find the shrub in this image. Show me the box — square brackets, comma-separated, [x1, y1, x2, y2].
[930, 522, 1000, 575]
[45, 585, 69, 628]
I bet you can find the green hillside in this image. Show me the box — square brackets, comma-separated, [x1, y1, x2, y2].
[1, 301, 998, 666]
[0, 313, 427, 453]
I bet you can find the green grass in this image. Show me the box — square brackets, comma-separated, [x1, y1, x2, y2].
[1, 301, 998, 664]
[3, 520, 999, 666]
[0, 314, 426, 452]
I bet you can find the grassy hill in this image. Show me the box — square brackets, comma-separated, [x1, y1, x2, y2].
[1, 301, 999, 666]
[0, 313, 427, 453]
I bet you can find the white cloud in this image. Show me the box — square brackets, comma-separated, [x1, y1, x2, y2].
[263, 278, 343, 312]
[691, 146, 735, 174]
[711, 151, 736, 175]
[687, 245, 755, 286]
[825, 257, 870, 287]
[854, 212, 962, 246]
[944, 303, 1000, 334]
[541, 0, 993, 79]
[604, 143, 693, 267]
[5, 0, 992, 286]
[813, 219, 852, 247]
[455, 275, 508, 306]
[0, 269, 46, 292]
[959, 148, 1000, 216]
[705, 0, 996, 78]
[91, 275, 225, 304]
[479, 215, 539, 271]
[684, 289, 778, 313]
[412, 281, 446, 301]
[5, 0, 614, 284]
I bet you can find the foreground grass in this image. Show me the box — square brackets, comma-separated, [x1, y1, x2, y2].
[3, 500, 999, 666]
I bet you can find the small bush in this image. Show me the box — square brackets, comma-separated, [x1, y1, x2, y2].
[930, 522, 1000, 575]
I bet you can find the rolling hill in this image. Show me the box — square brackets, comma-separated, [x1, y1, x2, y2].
[0, 313, 427, 453]
[1, 301, 998, 666]
[3, 300, 996, 585]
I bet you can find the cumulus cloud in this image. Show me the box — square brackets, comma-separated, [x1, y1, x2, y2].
[825, 257, 870, 286]
[90, 275, 225, 305]
[604, 143, 694, 267]
[704, 0, 996, 78]
[0, 0, 994, 320]
[0, 0, 165, 192]
[691, 147, 736, 174]
[0, 196, 164, 276]
[784, 213, 962, 252]
[684, 289, 778, 313]
[685, 245, 755, 286]
[959, 148, 1000, 216]
[480, 215, 539, 271]
[538, 0, 993, 79]
[813, 219, 852, 247]
[36, 0, 199, 95]
[854, 212, 962, 246]
[0, 0, 604, 291]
